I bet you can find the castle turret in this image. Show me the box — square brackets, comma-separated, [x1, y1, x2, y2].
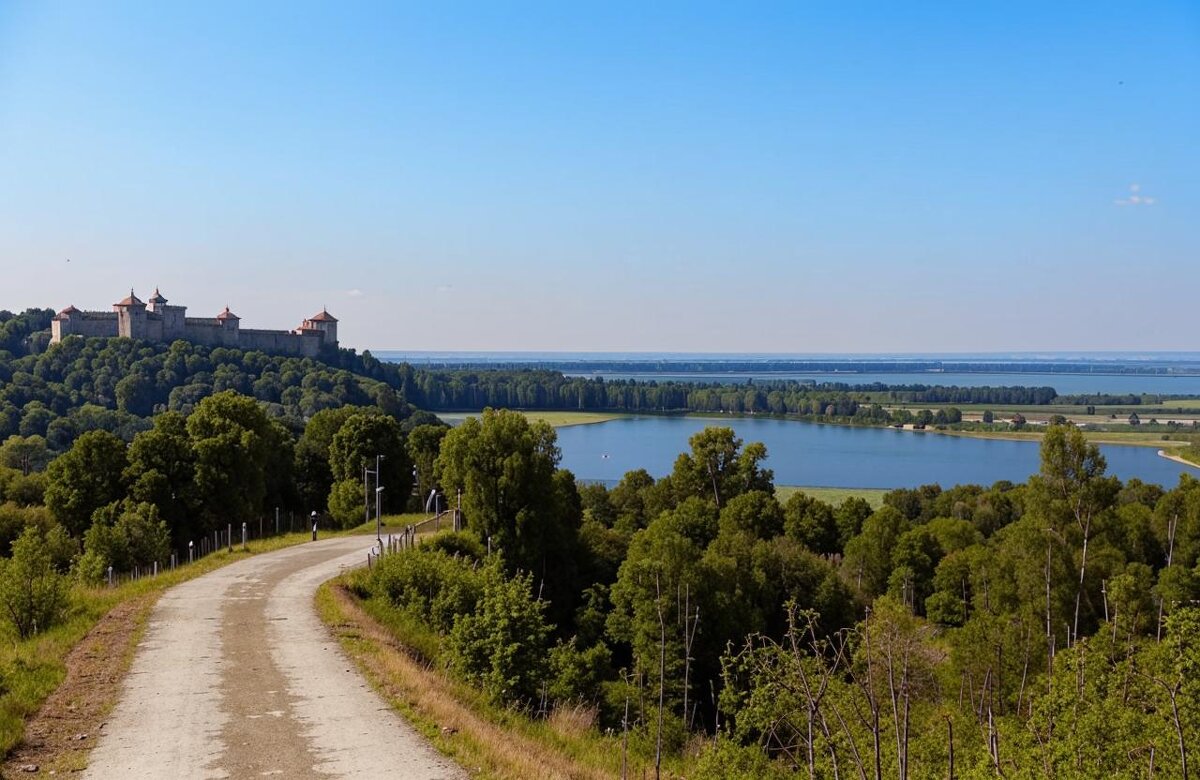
[301, 308, 338, 348]
[51, 305, 80, 341]
[147, 288, 168, 311]
[114, 289, 147, 339]
[216, 306, 240, 346]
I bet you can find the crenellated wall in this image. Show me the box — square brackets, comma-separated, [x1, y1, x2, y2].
[52, 292, 337, 357]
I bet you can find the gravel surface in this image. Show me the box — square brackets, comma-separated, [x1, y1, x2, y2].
[82, 536, 467, 779]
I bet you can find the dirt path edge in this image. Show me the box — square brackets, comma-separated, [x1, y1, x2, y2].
[1, 594, 158, 778]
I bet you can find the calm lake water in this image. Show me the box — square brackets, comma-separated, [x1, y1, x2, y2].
[553, 416, 1200, 490]
[565, 372, 1200, 396]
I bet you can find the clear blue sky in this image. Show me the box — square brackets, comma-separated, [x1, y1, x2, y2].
[1, 2, 1196, 352]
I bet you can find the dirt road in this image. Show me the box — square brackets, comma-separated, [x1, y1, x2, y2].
[82, 536, 466, 779]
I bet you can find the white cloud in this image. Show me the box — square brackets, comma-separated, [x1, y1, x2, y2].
[345, 288, 365, 297]
[1115, 183, 1156, 206]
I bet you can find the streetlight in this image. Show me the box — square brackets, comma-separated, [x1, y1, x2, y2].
[375, 485, 385, 543]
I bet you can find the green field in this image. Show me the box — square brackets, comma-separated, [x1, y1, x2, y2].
[439, 410, 623, 428]
[939, 428, 1190, 448]
[516, 410, 624, 427]
[775, 485, 888, 508]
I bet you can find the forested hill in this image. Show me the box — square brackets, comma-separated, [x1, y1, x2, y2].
[0, 306, 1179, 454]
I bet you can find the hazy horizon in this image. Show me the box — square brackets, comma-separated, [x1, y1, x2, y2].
[2, 2, 1196, 352]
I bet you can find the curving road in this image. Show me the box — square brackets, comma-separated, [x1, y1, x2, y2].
[83, 536, 466, 779]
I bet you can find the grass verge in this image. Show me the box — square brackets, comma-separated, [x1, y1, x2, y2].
[317, 578, 681, 780]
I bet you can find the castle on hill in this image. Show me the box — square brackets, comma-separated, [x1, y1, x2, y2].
[51, 289, 338, 358]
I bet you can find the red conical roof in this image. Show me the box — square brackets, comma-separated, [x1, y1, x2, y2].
[115, 289, 144, 307]
[308, 308, 338, 322]
[216, 306, 240, 321]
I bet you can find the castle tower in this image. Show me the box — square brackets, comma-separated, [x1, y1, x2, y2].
[147, 288, 168, 312]
[51, 305, 81, 341]
[148, 288, 186, 339]
[113, 289, 147, 339]
[301, 308, 338, 348]
[216, 306, 240, 346]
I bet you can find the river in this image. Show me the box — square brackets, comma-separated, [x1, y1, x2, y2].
[552, 415, 1200, 489]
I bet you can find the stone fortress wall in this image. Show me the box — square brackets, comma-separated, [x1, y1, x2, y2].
[51, 289, 337, 358]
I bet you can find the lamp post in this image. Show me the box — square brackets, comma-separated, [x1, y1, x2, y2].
[375, 486, 385, 543]
[365, 454, 385, 532]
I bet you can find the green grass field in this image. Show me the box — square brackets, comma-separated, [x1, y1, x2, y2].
[438, 411, 623, 428]
[938, 429, 1190, 448]
[516, 411, 624, 427]
[775, 485, 888, 508]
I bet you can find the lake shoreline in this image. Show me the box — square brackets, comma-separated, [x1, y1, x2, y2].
[1158, 450, 1200, 471]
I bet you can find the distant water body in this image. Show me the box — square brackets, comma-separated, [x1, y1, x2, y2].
[376, 351, 1200, 396]
[551, 416, 1200, 490]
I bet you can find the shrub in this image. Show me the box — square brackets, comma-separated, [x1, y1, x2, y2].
[369, 549, 485, 634]
[446, 562, 551, 707]
[548, 637, 613, 705]
[0, 526, 69, 638]
[420, 530, 486, 561]
[81, 501, 170, 577]
[327, 478, 364, 529]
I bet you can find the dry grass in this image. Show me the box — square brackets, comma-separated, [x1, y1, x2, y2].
[318, 582, 644, 780]
[549, 704, 599, 740]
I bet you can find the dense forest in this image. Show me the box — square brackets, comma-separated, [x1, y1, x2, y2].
[349, 412, 1200, 778]
[6, 386, 1198, 776]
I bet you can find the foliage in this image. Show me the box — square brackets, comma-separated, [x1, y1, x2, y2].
[78, 502, 171, 581]
[446, 561, 552, 707]
[43, 430, 128, 537]
[0, 526, 69, 639]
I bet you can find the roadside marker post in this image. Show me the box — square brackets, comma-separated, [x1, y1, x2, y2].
[242, 522, 247, 551]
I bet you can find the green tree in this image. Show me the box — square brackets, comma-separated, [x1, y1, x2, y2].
[842, 506, 910, 599]
[328, 413, 410, 518]
[186, 391, 273, 529]
[407, 422, 449, 511]
[0, 435, 51, 476]
[124, 412, 197, 541]
[1029, 424, 1120, 642]
[783, 491, 839, 554]
[0, 525, 68, 638]
[44, 430, 128, 538]
[435, 408, 569, 571]
[295, 406, 375, 513]
[669, 427, 773, 509]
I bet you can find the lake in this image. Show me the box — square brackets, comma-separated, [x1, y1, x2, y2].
[552, 415, 1200, 490]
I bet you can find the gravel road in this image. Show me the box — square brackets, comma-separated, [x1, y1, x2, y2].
[82, 536, 467, 779]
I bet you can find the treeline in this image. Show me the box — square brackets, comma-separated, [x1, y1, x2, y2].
[352, 414, 1200, 778]
[0, 389, 448, 592]
[389, 356, 1200, 376]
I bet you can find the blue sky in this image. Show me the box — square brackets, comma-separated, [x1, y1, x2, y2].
[1, 2, 1196, 352]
